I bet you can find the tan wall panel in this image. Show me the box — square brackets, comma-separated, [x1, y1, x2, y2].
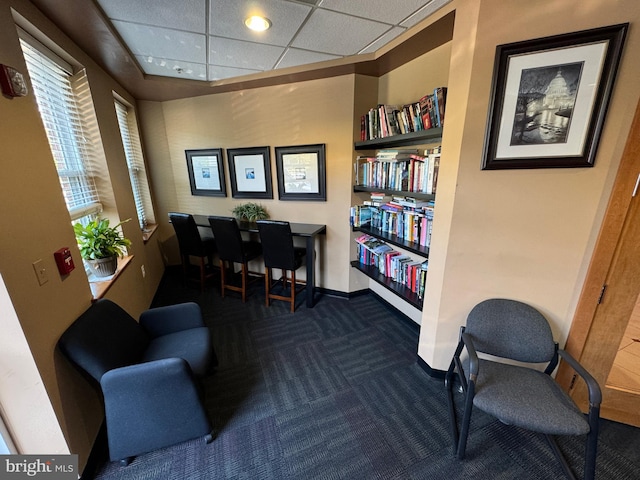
[419, 0, 640, 370]
[142, 76, 356, 292]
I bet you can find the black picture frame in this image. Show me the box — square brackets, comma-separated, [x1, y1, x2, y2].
[275, 144, 326, 201]
[185, 148, 226, 196]
[482, 23, 627, 170]
[227, 146, 273, 199]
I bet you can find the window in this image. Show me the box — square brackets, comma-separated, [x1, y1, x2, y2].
[18, 31, 102, 224]
[114, 98, 155, 230]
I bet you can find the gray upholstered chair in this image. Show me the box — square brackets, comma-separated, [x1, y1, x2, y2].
[445, 298, 601, 480]
[58, 299, 216, 465]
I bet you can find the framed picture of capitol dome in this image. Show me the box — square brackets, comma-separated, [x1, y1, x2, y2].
[482, 23, 628, 170]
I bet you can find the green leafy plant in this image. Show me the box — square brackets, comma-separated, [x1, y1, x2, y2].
[231, 203, 269, 222]
[73, 218, 132, 260]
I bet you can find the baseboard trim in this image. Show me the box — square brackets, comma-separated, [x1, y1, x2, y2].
[316, 286, 369, 299]
[368, 290, 420, 333]
[417, 356, 446, 379]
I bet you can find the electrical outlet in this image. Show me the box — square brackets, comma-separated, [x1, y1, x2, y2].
[33, 259, 48, 286]
[141, 264, 146, 278]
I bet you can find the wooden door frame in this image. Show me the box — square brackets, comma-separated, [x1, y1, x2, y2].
[558, 100, 640, 389]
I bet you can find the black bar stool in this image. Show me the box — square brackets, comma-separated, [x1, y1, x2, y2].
[208, 216, 262, 302]
[256, 220, 306, 312]
[169, 212, 216, 292]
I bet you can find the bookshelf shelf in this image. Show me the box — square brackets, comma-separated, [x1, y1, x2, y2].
[355, 128, 443, 150]
[350, 261, 423, 310]
[353, 226, 429, 257]
[352, 93, 445, 316]
[353, 185, 436, 202]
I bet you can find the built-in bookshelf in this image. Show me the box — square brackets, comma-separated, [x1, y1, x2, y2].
[353, 225, 429, 257]
[350, 260, 424, 310]
[353, 185, 435, 202]
[351, 139, 442, 311]
[355, 128, 443, 150]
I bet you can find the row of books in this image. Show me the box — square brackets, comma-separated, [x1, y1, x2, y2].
[355, 234, 428, 298]
[360, 87, 447, 141]
[350, 197, 435, 247]
[355, 146, 441, 194]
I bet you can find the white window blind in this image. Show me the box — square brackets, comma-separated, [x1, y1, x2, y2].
[114, 100, 148, 229]
[19, 35, 102, 221]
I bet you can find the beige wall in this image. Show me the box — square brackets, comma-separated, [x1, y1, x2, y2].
[419, 0, 640, 369]
[0, 0, 165, 469]
[140, 75, 357, 292]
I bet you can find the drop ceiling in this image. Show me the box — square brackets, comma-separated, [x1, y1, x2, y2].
[91, 0, 451, 82]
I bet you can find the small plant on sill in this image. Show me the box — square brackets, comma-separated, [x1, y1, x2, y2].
[73, 218, 131, 277]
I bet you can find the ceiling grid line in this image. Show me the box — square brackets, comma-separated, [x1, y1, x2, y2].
[91, 0, 451, 82]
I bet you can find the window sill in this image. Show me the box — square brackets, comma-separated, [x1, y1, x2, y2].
[142, 224, 158, 243]
[89, 255, 134, 301]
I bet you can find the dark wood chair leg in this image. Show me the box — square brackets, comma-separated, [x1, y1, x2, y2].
[290, 270, 296, 313]
[265, 266, 271, 307]
[219, 259, 226, 298]
[241, 263, 247, 303]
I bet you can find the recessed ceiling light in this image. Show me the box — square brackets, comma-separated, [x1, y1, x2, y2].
[245, 15, 271, 32]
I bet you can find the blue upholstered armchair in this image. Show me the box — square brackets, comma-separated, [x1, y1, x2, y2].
[58, 299, 216, 465]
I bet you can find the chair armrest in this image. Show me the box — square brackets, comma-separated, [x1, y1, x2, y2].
[461, 331, 480, 380]
[100, 358, 211, 461]
[558, 349, 602, 407]
[139, 302, 204, 337]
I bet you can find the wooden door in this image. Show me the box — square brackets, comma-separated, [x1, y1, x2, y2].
[558, 99, 640, 426]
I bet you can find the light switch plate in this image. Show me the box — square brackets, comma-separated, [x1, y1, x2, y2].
[33, 259, 48, 286]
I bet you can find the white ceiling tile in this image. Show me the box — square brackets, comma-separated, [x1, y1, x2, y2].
[136, 55, 207, 81]
[209, 36, 285, 71]
[276, 48, 341, 70]
[94, 0, 445, 82]
[208, 65, 262, 81]
[401, 0, 453, 28]
[292, 9, 389, 56]
[97, 0, 206, 33]
[208, 0, 311, 47]
[113, 21, 206, 63]
[319, 0, 428, 25]
[359, 27, 406, 54]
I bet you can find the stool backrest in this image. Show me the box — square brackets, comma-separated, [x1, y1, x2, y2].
[257, 220, 296, 270]
[208, 216, 244, 263]
[169, 212, 206, 256]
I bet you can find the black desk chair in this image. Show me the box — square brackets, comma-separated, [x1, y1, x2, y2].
[445, 298, 601, 480]
[208, 216, 262, 302]
[169, 212, 217, 292]
[256, 220, 306, 313]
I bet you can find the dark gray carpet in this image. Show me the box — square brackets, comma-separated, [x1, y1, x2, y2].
[92, 268, 640, 479]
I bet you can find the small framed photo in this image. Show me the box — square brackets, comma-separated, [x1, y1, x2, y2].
[275, 144, 326, 201]
[227, 146, 273, 199]
[185, 148, 226, 196]
[482, 23, 627, 170]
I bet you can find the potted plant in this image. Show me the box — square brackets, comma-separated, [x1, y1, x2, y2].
[231, 202, 269, 222]
[74, 218, 131, 277]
